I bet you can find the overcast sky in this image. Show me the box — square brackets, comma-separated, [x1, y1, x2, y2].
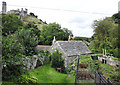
[0, 0, 120, 38]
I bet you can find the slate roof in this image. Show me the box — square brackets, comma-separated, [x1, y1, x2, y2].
[55, 41, 91, 56]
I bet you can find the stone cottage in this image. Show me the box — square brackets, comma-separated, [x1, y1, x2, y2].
[51, 36, 91, 67]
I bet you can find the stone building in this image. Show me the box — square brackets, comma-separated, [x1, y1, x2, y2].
[2, 1, 7, 14]
[51, 37, 91, 67]
[7, 8, 28, 16]
[2, 1, 28, 16]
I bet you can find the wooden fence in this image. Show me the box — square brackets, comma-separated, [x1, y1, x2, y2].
[75, 56, 79, 84]
[95, 70, 113, 85]
[75, 56, 113, 85]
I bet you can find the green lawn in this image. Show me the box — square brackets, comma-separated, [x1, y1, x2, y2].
[23, 64, 75, 83]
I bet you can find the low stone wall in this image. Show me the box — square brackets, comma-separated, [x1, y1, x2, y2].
[22, 55, 43, 70]
[98, 56, 120, 67]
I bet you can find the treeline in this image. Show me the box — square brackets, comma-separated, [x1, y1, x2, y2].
[89, 13, 120, 58]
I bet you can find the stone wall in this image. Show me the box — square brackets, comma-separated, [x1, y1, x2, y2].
[22, 55, 43, 70]
[98, 56, 120, 67]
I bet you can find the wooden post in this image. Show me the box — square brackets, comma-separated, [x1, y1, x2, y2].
[77, 56, 79, 71]
[107, 78, 110, 84]
[75, 69, 77, 85]
[75, 56, 79, 85]
[99, 73, 101, 84]
[95, 70, 96, 83]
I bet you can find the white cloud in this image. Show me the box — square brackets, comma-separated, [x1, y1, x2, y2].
[1, 0, 120, 37]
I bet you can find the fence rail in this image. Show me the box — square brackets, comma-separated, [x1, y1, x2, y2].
[95, 70, 113, 85]
[75, 56, 113, 85]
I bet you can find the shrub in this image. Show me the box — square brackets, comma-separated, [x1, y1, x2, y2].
[38, 50, 51, 65]
[2, 34, 26, 81]
[2, 64, 26, 81]
[113, 48, 120, 58]
[18, 74, 38, 84]
[2, 14, 23, 36]
[51, 49, 66, 73]
[15, 29, 39, 56]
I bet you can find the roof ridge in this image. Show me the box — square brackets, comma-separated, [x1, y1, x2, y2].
[56, 41, 83, 42]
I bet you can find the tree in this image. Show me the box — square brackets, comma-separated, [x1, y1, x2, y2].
[2, 14, 23, 36]
[62, 28, 73, 40]
[2, 34, 25, 81]
[40, 22, 73, 45]
[24, 23, 41, 43]
[29, 12, 38, 18]
[90, 16, 120, 57]
[112, 13, 120, 23]
[16, 29, 39, 56]
[51, 49, 66, 73]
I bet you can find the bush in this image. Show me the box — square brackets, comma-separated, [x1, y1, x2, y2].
[2, 14, 23, 36]
[15, 29, 39, 56]
[2, 34, 25, 81]
[18, 74, 38, 84]
[38, 50, 51, 65]
[113, 48, 120, 58]
[2, 64, 26, 81]
[51, 49, 66, 73]
[44, 50, 51, 64]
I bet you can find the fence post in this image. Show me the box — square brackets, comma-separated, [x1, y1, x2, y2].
[75, 56, 79, 85]
[95, 70, 96, 83]
[75, 69, 77, 85]
[77, 56, 79, 71]
[107, 78, 111, 85]
[99, 73, 101, 84]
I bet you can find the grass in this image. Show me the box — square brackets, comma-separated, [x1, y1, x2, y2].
[23, 16, 45, 30]
[74, 54, 120, 84]
[23, 64, 75, 83]
[96, 60, 120, 84]
[78, 55, 93, 64]
[112, 57, 120, 61]
[1, 82, 17, 85]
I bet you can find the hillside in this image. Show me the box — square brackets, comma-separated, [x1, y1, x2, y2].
[23, 15, 47, 30]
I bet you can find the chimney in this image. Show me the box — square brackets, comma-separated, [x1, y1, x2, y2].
[68, 35, 71, 41]
[52, 36, 56, 45]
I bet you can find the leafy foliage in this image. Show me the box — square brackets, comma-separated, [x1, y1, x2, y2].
[15, 29, 39, 56]
[51, 49, 66, 73]
[18, 74, 38, 84]
[38, 50, 51, 65]
[2, 34, 25, 81]
[24, 23, 41, 43]
[2, 14, 23, 36]
[2, 34, 24, 67]
[89, 16, 120, 57]
[29, 12, 38, 18]
[40, 22, 73, 45]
